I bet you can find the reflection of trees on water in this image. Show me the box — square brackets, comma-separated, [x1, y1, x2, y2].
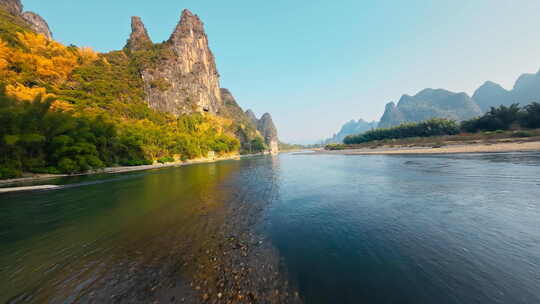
[1, 161, 242, 303]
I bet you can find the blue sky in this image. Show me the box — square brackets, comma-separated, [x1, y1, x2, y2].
[25, 0, 540, 144]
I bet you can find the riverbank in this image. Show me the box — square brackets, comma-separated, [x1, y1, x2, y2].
[0, 153, 259, 191]
[317, 138, 540, 155]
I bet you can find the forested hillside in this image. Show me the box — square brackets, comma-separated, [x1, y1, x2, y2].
[0, 2, 272, 178]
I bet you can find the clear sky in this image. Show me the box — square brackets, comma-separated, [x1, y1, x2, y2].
[24, 0, 540, 144]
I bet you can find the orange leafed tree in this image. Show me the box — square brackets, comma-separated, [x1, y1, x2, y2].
[0, 32, 99, 107]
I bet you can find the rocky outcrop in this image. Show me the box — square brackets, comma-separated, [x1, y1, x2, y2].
[324, 119, 378, 144]
[244, 110, 279, 154]
[378, 89, 482, 128]
[123, 11, 280, 152]
[125, 16, 152, 51]
[21, 11, 52, 39]
[472, 81, 512, 112]
[378, 102, 405, 128]
[0, 0, 52, 39]
[128, 10, 222, 115]
[257, 113, 279, 154]
[0, 0, 22, 15]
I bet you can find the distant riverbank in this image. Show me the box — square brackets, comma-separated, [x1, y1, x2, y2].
[317, 138, 540, 156]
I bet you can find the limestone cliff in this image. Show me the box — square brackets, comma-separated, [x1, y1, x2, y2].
[21, 11, 52, 39]
[126, 10, 222, 115]
[124, 12, 279, 152]
[0, 0, 21, 16]
[257, 113, 279, 154]
[0, 0, 52, 39]
[243, 110, 279, 153]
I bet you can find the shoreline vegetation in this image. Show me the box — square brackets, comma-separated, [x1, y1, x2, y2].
[323, 103, 540, 155]
[0, 152, 269, 192]
[0, 17, 275, 182]
[318, 132, 540, 156]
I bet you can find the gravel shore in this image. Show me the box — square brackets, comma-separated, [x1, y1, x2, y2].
[316, 140, 540, 156]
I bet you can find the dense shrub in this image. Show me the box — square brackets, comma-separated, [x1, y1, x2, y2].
[325, 144, 346, 150]
[511, 131, 534, 138]
[0, 21, 256, 179]
[344, 119, 460, 144]
[461, 104, 521, 132]
[157, 156, 175, 164]
[249, 138, 267, 153]
[521, 102, 540, 129]
[461, 103, 540, 132]
[0, 92, 124, 176]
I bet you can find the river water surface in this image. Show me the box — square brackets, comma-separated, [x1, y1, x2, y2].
[1, 152, 540, 303]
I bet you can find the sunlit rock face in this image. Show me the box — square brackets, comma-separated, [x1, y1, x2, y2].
[0, 0, 22, 15]
[0, 0, 53, 39]
[124, 11, 280, 151]
[126, 16, 152, 51]
[126, 10, 222, 115]
[21, 11, 52, 39]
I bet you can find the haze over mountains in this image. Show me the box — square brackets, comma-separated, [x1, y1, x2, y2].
[474, 70, 540, 112]
[378, 88, 482, 129]
[324, 119, 378, 144]
[326, 69, 540, 143]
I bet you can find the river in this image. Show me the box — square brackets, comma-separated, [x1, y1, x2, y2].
[1, 152, 539, 303]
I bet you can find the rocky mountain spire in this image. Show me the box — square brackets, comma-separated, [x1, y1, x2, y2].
[137, 9, 223, 115]
[0, 0, 52, 39]
[169, 9, 206, 45]
[126, 16, 152, 51]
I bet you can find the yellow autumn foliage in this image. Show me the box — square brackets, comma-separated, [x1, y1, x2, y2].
[0, 32, 97, 90]
[0, 39, 11, 76]
[77, 47, 99, 65]
[50, 100, 75, 112]
[200, 114, 232, 133]
[16, 32, 70, 58]
[5, 83, 53, 101]
[6, 83, 75, 112]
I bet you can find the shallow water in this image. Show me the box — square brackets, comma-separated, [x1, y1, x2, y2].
[1, 152, 539, 303]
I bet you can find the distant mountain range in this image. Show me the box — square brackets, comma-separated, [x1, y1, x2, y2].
[326, 69, 540, 143]
[323, 119, 378, 144]
[378, 88, 482, 128]
[473, 70, 540, 112]
[380, 69, 540, 128]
